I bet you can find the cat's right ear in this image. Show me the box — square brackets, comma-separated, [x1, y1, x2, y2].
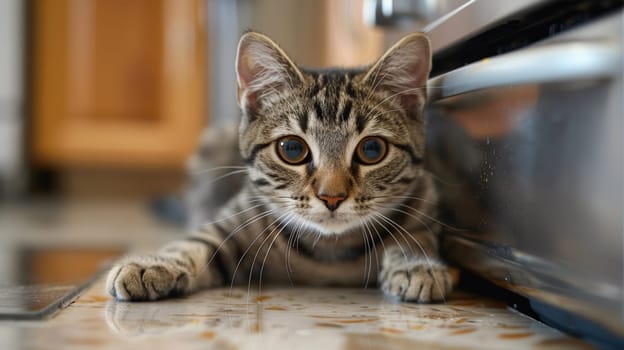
[236, 32, 304, 114]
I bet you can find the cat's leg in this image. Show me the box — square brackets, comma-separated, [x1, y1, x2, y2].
[106, 232, 235, 301]
[378, 234, 452, 303]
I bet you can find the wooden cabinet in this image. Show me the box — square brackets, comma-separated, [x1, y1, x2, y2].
[31, 0, 207, 168]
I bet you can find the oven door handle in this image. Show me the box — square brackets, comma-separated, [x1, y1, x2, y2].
[428, 41, 621, 101]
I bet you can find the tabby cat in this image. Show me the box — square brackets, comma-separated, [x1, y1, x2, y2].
[106, 31, 452, 303]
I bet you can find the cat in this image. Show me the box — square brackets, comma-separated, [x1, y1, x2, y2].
[106, 31, 452, 303]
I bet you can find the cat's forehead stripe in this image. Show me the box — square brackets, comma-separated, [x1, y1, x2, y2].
[298, 111, 309, 133]
[313, 102, 323, 123]
[340, 100, 353, 123]
[356, 113, 367, 134]
[305, 72, 360, 126]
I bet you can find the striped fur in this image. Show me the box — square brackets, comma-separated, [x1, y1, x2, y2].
[106, 32, 452, 302]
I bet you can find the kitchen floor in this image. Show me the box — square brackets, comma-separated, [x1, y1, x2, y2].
[0, 198, 595, 349]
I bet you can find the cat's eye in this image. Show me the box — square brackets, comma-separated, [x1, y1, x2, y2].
[356, 136, 387, 165]
[277, 136, 309, 165]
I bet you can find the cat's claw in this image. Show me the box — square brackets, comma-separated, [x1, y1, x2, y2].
[381, 262, 452, 303]
[106, 256, 192, 301]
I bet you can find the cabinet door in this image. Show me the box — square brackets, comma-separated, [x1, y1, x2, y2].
[31, 0, 207, 168]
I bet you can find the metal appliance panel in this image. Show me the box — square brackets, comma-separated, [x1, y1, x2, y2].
[424, 0, 550, 52]
[427, 10, 623, 339]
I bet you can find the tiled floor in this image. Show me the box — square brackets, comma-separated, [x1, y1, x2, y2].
[1, 280, 596, 350]
[0, 198, 596, 349]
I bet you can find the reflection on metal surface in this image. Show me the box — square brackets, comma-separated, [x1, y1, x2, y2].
[428, 42, 621, 101]
[0, 247, 123, 320]
[433, 86, 539, 139]
[442, 234, 622, 336]
[0, 285, 78, 320]
[427, 10, 623, 344]
[424, 0, 548, 52]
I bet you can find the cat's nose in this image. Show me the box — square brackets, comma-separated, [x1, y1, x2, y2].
[317, 193, 347, 211]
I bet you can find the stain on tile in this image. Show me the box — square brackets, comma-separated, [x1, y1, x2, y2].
[380, 327, 405, 334]
[315, 322, 345, 328]
[498, 332, 534, 339]
[449, 327, 477, 335]
[253, 302, 263, 333]
[334, 317, 380, 324]
[255, 295, 271, 302]
[418, 313, 455, 320]
[265, 306, 287, 311]
[496, 324, 528, 329]
[252, 322, 261, 333]
[409, 325, 425, 330]
[343, 333, 471, 350]
[199, 330, 216, 340]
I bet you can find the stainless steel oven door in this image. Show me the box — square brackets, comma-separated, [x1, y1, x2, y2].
[427, 10, 623, 339]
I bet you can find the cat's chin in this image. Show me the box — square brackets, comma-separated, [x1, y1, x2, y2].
[296, 213, 362, 235]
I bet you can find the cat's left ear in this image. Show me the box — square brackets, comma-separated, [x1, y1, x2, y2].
[362, 33, 431, 115]
[236, 31, 305, 114]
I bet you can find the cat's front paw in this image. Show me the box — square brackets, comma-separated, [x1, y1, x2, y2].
[106, 256, 193, 301]
[381, 261, 452, 303]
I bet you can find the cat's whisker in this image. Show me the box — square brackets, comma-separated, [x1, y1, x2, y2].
[394, 203, 465, 231]
[366, 107, 407, 121]
[368, 213, 411, 266]
[373, 211, 448, 304]
[229, 209, 292, 294]
[357, 217, 377, 289]
[311, 230, 324, 250]
[196, 169, 249, 186]
[223, 209, 288, 327]
[376, 207, 438, 254]
[206, 200, 293, 275]
[373, 212, 420, 258]
[258, 213, 298, 293]
[356, 217, 371, 288]
[284, 217, 305, 286]
[365, 67, 388, 100]
[204, 208, 278, 279]
[364, 86, 427, 120]
[199, 202, 268, 227]
[365, 217, 384, 275]
[365, 215, 389, 262]
[375, 205, 434, 235]
[375, 211, 431, 259]
[191, 165, 248, 175]
[372, 195, 437, 205]
[246, 212, 295, 297]
[427, 172, 461, 186]
[368, 213, 412, 285]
